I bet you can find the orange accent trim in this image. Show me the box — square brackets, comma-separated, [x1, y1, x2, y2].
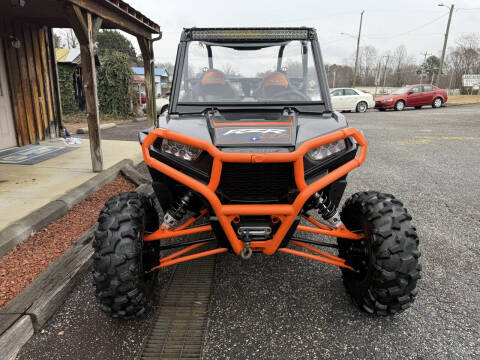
[201, 71, 227, 85]
[290, 240, 345, 262]
[296, 225, 363, 240]
[150, 241, 228, 270]
[302, 215, 331, 230]
[263, 73, 288, 88]
[175, 209, 208, 231]
[144, 225, 212, 241]
[278, 247, 352, 269]
[210, 115, 294, 127]
[159, 242, 208, 264]
[157, 248, 228, 269]
[142, 127, 367, 255]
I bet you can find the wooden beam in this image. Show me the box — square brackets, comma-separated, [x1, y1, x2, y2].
[2, 20, 28, 146]
[14, 22, 37, 144]
[68, 5, 103, 172]
[137, 35, 154, 126]
[30, 25, 50, 131]
[69, 0, 154, 38]
[23, 24, 44, 140]
[38, 27, 57, 137]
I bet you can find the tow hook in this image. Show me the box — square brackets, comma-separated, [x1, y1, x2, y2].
[241, 242, 252, 260]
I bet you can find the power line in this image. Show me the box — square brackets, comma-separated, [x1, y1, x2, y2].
[364, 13, 449, 40]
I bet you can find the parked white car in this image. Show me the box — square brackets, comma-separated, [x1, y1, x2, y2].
[330, 88, 375, 113]
[142, 97, 169, 116]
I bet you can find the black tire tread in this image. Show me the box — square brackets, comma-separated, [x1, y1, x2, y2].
[339, 191, 421, 315]
[92, 191, 158, 319]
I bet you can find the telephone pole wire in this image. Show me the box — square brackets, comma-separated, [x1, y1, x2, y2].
[435, 3, 454, 85]
[352, 10, 365, 88]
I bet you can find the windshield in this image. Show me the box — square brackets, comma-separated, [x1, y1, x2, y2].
[391, 86, 410, 95]
[178, 40, 322, 104]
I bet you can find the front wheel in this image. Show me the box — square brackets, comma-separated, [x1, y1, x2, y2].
[356, 101, 368, 113]
[337, 191, 421, 315]
[93, 192, 160, 319]
[432, 97, 442, 108]
[394, 100, 405, 111]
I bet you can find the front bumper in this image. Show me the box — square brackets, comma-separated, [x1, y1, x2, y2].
[375, 100, 394, 109]
[141, 127, 367, 256]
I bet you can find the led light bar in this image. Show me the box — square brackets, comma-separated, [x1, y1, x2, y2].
[190, 28, 310, 41]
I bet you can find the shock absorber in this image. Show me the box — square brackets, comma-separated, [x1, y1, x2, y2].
[308, 191, 342, 227]
[162, 191, 194, 229]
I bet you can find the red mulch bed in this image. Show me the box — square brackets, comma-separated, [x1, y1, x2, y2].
[0, 175, 135, 309]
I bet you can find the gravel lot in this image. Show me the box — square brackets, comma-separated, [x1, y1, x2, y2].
[18, 105, 480, 359]
[205, 105, 480, 360]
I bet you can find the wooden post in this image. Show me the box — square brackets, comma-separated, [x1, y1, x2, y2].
[68, 4, 103, 172]
[137, 36, 154, 127]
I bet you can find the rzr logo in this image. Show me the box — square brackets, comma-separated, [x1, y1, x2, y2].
[223, 128, 287, 135]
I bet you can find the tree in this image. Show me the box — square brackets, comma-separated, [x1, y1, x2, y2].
[418, 55, 440, 80]
[65, 29, 78, 49]
[156, 62, 175, 78]
[96, 30, 137, 61]
[97, 51, 135, 116]
[53, 31, 64, 48]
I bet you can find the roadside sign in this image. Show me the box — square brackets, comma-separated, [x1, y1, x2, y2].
[462, 74, 480, 87]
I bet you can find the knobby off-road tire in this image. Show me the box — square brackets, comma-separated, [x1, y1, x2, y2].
[93, 192, 160, 319]
[338, 191, 421, 315]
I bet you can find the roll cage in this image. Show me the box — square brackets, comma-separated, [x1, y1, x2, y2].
[168, 27, 334, 116]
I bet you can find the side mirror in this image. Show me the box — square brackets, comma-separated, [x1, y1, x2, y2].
[408, 91, 414, 95]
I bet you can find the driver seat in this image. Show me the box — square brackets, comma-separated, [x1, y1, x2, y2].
[254, 72, 307, 100]
[193, 70, 237, 101]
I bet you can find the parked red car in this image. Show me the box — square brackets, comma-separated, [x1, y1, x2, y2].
[375, 84, 447, 111]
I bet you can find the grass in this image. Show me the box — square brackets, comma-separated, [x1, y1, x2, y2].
[447, 95, 480, 105]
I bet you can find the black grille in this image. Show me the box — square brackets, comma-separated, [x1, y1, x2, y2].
[217, 163, 296, 203]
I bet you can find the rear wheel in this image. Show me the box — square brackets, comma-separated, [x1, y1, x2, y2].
[337, 191, 421, 315]
[432, 97, 442, 108]
[93, 192, 160, 319]
[394, 100, 405, 111]
[356, 101, 368, 113]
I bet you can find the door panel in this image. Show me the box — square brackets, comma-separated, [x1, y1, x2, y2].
[422, 85, 436, 105]
[0, 41, 17, 150]
[405, 86, 423, 106]
[330, 89, 345, 110]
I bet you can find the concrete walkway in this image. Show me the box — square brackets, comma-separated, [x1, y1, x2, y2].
[0, 139, 143, 230]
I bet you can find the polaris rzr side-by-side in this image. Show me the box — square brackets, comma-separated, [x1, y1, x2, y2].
[93, 28, 421, 318]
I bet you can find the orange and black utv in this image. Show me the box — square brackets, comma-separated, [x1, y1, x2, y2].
[92, 28, 421, 319]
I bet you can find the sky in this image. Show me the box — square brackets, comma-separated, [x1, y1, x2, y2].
[122, 0, 480, 66]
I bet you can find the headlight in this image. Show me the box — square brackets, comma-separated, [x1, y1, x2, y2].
[306, 139, 346, 161]
[161, 139, 202, 161]
[383, 98, 393, 102]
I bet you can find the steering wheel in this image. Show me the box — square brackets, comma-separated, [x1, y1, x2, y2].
[263, 89, 311, 101]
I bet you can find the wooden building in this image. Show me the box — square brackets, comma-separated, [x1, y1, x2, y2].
[0, 0, 161, 171]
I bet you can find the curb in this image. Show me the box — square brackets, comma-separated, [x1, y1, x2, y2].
[0, 159, 133, 258]
[0, 165, 152, 360]
[76, 122, 116, 134]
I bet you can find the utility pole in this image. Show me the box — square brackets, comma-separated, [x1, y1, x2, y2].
[374, 62, 381, 95]
[435, 3, 454, 85]
[419, 51, 431, 84]
[332, 68, 336, 88]
[382, 55, 390, 94]
[352, 10, 365, 88]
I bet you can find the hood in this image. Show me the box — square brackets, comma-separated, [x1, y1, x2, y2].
[157, 109, 348, 149]
[375, 94, 399, 101]
[208, 110, 296, 147]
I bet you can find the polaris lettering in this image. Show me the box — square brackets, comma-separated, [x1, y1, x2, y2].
[223, 129, 287, 135]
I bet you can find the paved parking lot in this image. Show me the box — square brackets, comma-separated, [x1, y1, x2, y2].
[18, 105, 480, 359]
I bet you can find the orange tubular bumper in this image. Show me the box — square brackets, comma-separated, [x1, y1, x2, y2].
[142, 126, 367, 259]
